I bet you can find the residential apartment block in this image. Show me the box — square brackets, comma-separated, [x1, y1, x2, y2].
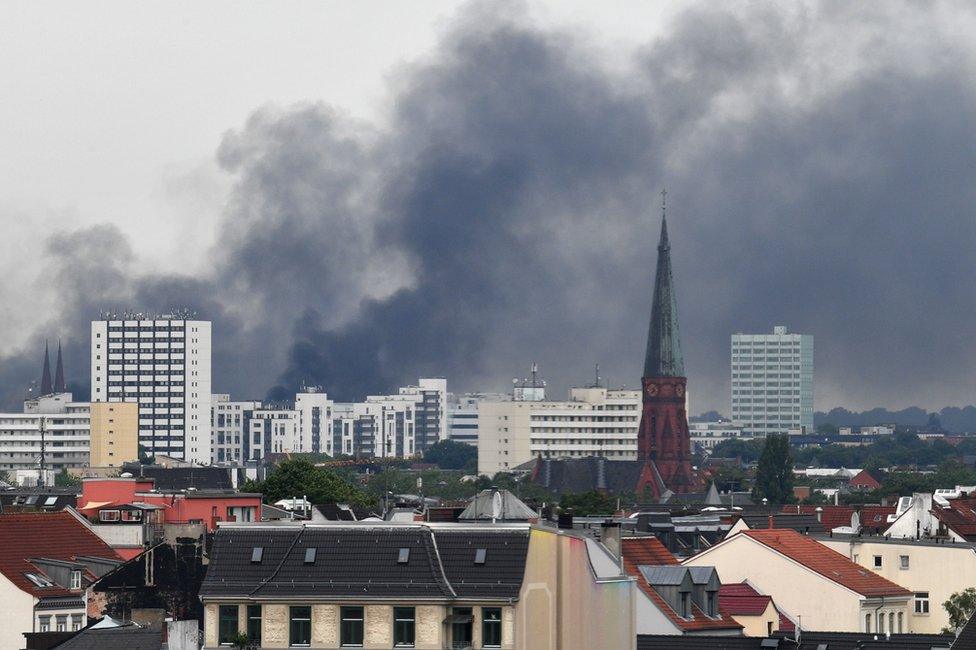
[730, 326, 813, 436]
[90, 316, 212, 463]
[88, 401, 139, 467]
[478, 387, 641, 475]
[211, 395, 262, 464]
[0, 393, 90, 474]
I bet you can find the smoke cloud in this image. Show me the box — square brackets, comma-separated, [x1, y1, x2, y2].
[3, 1, 976, 414]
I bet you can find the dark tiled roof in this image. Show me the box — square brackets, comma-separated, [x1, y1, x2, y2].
[953, 609, 976, 648]
[0, 489, 79, 513]
[531, 457, 644, 494]
[637, 635, 761, 649]
[638, 633, 953, 650]
[739, 513, 825, 534]
[0, 512, 120, 597]
[53, 625, 162, 650]
[124, 465, 232, 491]
[200, 524, 529, 601]
[313, 503, 378, 521]
[741, 529, 912, 597]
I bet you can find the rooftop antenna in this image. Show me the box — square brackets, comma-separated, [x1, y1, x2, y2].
[661, 186, 667, 218]
[530, 362, 539, 388]
[593, 363, 601, 388]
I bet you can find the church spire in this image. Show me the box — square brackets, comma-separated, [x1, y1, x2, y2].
[40, 341, 53, 395]
[643, 190, 685, 378]
[54, 340, 65, 393]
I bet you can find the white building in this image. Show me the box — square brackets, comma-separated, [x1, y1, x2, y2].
[446, 392, 509, 446]
[295, 387, 333, 454]
[91, 315, 212, 463]
[731, 325, 813, 437]
[689, 421, 748, 452]
[211, 394, 262, 464]
[478, 387, 641, 475]
[0, 393, 89, 477]
[248, 407, 302, 459]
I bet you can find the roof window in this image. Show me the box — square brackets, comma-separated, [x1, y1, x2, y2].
[474, 548, 487, 565]
[25, 573, 54, 588]
[251, 547, 263, 564]
[304, 547, 316, 564]
[44, 496, 58, 506]
[397, 548, 410, 564]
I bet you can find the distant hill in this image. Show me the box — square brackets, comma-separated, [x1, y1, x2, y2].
[815, 406, 976, 433]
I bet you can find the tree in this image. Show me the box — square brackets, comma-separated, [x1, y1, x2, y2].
[0, 469, 11, 486]
[423, 440, 477, 471]
[559, 491, 619, 516]
[257, 459, 374, 507]
[943, 587, 976, 633]
[55, 469, 81, 487]
[711, 438, 765, 463]
[753, 434, 795, 504]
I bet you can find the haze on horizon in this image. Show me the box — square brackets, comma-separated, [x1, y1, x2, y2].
[2, 0, 976, 415]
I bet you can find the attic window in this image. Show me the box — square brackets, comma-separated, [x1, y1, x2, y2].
[25, 495, 38, 505]
[25, 573, 54, 588]
[474, 548, 487, 565]
[251, 547, 264, 564]
[397, 548, 410, 564]
[44, 497, 58, 506]
[304, 547, 316, 564]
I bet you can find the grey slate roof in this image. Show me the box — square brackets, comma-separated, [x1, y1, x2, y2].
[739, 513, 825, 534]
[458, 489, 538, 521]
[638, 632, 953, 650]
[53, 625, 162, 650]
[639, 565, 688, 586]
[122, 465, 232, 491]
[532, 457, 644, 495]
[953, 609, 976, 648]
[200, 523, 529, 602]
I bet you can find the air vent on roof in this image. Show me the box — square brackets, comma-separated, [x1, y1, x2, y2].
[304, 548, 316, 564]
[398, 548, 410, 564]
[251, 547, 263, 564]
[474, 548, 487, 565]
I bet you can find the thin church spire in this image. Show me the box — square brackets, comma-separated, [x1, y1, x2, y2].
[642, 189, 684, 378]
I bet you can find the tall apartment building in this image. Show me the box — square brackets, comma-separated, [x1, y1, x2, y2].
[295, 387, 333, 454]
[88, 401, 139, 467]
[477, 387, 641, 475]
[0, 393, 90, 475]
[211, 395, 262, 464]
[730, 325, 813, 436]
[91, 316, 212, 463]
[447, 392, 509, 446]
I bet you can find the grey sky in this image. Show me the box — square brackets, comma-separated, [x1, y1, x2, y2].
[2, 1, 975, 414]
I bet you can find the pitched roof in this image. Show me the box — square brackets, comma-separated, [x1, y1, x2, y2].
[718, 582, 773, 616]
[531, 457, 644, 495]
[739, 513, 825, 534]
[121, 465, 232, 491]
[934, 495, 976, 541]
[741, 529, 912, 597]
[644, 213, 684, 378]
[637, 635, 762, 649]
[199, 523, 529, 601]
[638, 632, 953, 650]
[0, 512, 121, 598]
[621, 536, 741, 633]
[779, 505, 895, 531]
[52, 624, 162, 650]
[458, 489, 538, 521]
[953, 608, 976, 648]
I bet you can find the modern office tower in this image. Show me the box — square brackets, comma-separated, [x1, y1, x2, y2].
[477, 387, 641, 475]
[211, 395, 262, 464]
[730, 325, 814, 436]
[88, 402, 139, 467]
[90, 314, 212, 463]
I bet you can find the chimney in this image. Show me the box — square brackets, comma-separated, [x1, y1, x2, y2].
[601, 518, 622, 557]
[815, 506, 823, 523]
[768, 514, 775, 529]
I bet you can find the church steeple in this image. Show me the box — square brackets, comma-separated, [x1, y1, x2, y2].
[54, 340, 65, 393]
[40, 341, 53, 396]
[643, 193, 684, 378]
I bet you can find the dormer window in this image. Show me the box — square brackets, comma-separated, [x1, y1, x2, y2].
[25, 573, 54, 588]
[70, 570, 82, 590]
[706, 590, 717, 617]
[680, 591, 692, 618]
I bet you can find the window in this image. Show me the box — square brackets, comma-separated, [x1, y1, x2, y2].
[879, 611, 885, 633]
[873, 555, 882, 568]
[474, 548, 487, 565]
[864, 613, 871, 632]
[915, 592, 930, 614]
[340, 606, 364, 647]
[289, 606, 312, 647]
[99, 509, 121, 522]
[304, 547, 317, 564]
[450, 607, 473, 649]
[482, 608, 502, 647]
[71, 614, 83, 631]
[393, 607, 415, 647]
[39, 616, 51, 632]
[889, 612, 895, 634]
[897, 611, 904, 632]
[218, 605, 239, 645]
[251, 547, 263, 563]
[121, 510, 143, 522]
[706, 590, 718, 617]
[246, 605, 261, 644]
[70, 570, 82, 590]
[899, 555, 909, 569]
[398, 548, 410, 564]
[679, 591, 692, 618]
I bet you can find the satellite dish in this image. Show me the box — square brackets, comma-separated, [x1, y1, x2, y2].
[491, 491, 503, 521]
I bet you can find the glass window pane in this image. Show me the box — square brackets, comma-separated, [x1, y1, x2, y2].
[247, 604, 262, 644]
[393, 607, 415, 647]
[341, 606, 364, 647]
[218, 605, 238, 645]
[289, 606, 311, 647]
[482, 607, 502, 647]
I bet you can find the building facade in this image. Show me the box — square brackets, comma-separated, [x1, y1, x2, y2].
[211, 395, 262, 465]
[477, 387, 641, 475]
[90, 316, 212, 463]
[690, 421, 748, 453]
[88, 401, 139, 467]
[730, 325, 813, 436]
[0, 393, 90, 474]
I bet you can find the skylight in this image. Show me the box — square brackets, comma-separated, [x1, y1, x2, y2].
[44, 496, 58, 506]
[474, 548, 487, 565]
[397, 548, 410, 564]
[251, 547, 263, 564]
[304, 548, 316, 564]
[25, 573, 54, 588]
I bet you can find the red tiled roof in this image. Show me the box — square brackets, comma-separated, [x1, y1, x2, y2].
[778, 505, 894, 531]
[933, 497, 976, 540]
[0, 512, 121, 597]
[741, 529, 911, 597]
[719, 582, 772, 616]
[621, 537, 742, 632]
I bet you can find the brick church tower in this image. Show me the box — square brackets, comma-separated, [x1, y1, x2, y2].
[635, 203, 701, 499]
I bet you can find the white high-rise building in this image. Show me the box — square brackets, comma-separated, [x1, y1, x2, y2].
[295, 387, 333, 454]
[477, 387, 641, 475]
[91, 315, 212, 463]
[211, 395, 262, 464]
[0, 394, 90, 477]
[731, 325, 814, 436]
[446, 392, 510, 447]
